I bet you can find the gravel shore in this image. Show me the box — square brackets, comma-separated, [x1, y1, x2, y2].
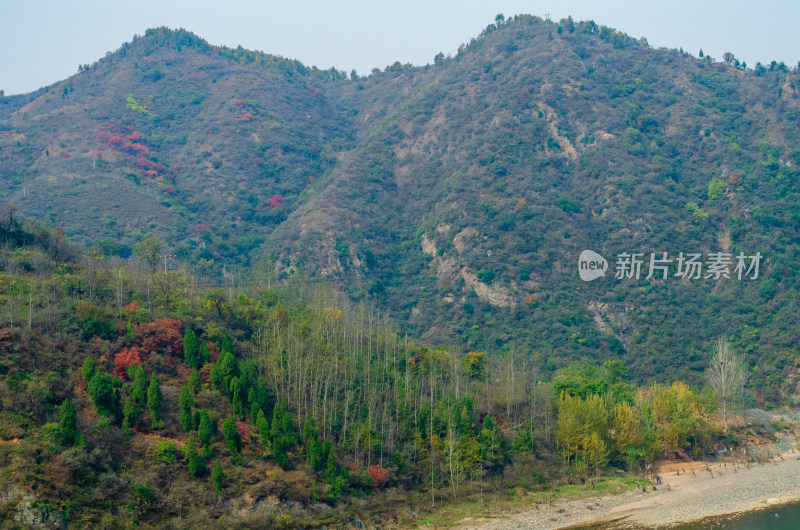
[458, 452, 800, 529]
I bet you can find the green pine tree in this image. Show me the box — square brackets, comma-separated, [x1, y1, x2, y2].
[198, 410, 213, 457]
[325, 449, 337, 484]
[58, 398, 78, 446]
[272, 436, 288, 468]
[198, 341, 210, 366]
[321, 440, 332, 467]
[229, 376, 241, 416]
[221, 334, 234, 355]
[123, 398, 138, 431]
[131, 365, 148, 408]
[270, 400, 295, 468]
[222, 415, 242, 455]
[325, 450, 346, 498]
[303, 415, 322, 472]
[215, 351, 239, 392]
[88, 373, 121, 418]
[183, 328, 199, 369]
[188, 370, 201, 395]
[179, 385, 194, 433]
[250, 401, 261, 425]
[211, 459, 224, 496]
[185, 433, 202, 478]
[81, 357, 95, 381]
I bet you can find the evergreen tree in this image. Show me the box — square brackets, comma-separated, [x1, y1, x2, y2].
[221, 334, 234, 355]
[185, 433, 202, 478]
[198, 410, 213, 457]
[81, 357, 95, 381]
[229, 376, 242, 416]
[59, 398, 78, 446]
[198, 341, 210, 366]
[272, 436, 289, 468]
[211, 459, 224, 496]
[215, 350, 239, 392]
[303, 415, 323, 472]
[88, 373, 121, 418]
[480, 415, 509, 475]
[147, 374, 162, 429]
[325, 450, 347, 498]
[250, 400, 261, 425]
[188, 370, 201, 395]
[179, 385, 194, 432]
[183, 328, 199, 369]
[325, 448, 338, 484]
[123, 398, 138, 431]
[270, 400, 295, 468]
[321, 440, 332, 467]
[131, 364, 148, 408]
[209, 362, 221, 389]
[222, 415, 242, 455]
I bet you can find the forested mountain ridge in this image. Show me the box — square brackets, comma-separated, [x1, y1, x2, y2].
[2, 16, 800, 393]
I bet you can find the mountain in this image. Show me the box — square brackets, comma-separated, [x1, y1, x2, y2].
[2, 17, 800, 393]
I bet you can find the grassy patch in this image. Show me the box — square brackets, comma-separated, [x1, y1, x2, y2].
[417, 472, 647, 527]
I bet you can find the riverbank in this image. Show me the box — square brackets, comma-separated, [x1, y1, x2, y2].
[457, 450, 800, 529]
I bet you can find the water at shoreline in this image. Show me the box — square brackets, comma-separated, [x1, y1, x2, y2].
[676, 501, 800, 529]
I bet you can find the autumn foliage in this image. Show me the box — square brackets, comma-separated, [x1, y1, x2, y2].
[368, 465, 389, 488]
[113, 347, 144, 379]
[136, 318, 183, 355]
[97, 119, 171, 187]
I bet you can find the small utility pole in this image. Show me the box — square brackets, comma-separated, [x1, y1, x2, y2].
[163, 254, 175, 273]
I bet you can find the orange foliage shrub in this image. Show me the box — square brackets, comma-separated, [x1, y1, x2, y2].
[136, 318, 183, 355]
[368, 465, 389, 488]
[113, 347, 144, 379]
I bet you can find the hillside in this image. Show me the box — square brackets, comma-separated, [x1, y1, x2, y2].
[2, 17, 800, 394]
[0, 212, 733, 527]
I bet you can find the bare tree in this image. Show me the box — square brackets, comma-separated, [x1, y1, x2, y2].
[707, 337, 746, 432]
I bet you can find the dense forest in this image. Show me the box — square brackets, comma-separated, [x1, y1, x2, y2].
[0, 212, 741, 527]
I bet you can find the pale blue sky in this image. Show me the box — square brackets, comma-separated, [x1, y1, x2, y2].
[1, 0, 798, 95]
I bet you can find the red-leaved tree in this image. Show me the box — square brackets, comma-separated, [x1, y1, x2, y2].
[113, 347, 144, 379]
[368, 465, 389, 488]
[136, 318, 183, 355]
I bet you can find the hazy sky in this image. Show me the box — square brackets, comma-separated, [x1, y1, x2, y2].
[2, 0, 798, 95]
